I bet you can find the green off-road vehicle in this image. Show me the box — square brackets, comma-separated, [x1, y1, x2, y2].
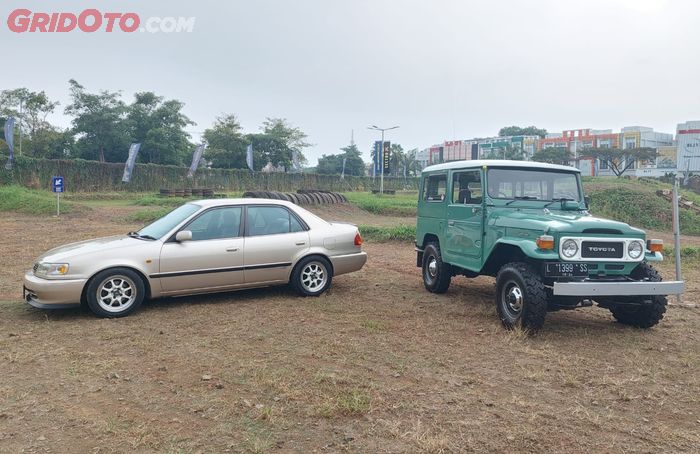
[415, 160, 684, 331]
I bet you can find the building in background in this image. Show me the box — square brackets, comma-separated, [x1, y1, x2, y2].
[478, 135, 538, 159]
[676, 121, 700, 173]
[418, 123, 689, 177]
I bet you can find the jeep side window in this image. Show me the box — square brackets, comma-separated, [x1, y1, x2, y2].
[452, 170, 482, 204]
[423, 174, 447, 202]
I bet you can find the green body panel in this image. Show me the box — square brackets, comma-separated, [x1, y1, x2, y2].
[416, 162, 662, 277]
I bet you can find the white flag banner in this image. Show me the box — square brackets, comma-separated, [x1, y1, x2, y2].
[187, 144, 206, 178]
[121, 143, 141, 183]
[246, 143, 254, 171]
[4, 117, 15, 170]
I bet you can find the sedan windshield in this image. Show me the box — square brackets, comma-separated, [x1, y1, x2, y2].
[137, 203, 201, 239]
[487, 168, 581, 202]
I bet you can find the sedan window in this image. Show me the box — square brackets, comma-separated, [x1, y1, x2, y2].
[247, 206, 305, 236]
[138, 203, 201, 239]
[185, 207, 242, 241]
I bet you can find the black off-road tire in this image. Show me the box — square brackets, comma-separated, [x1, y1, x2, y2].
[291, 256, 333, 296]
[495, 262, 547, 332]
[85, 267, 145, 318]
[422, 243, 452, 293]
[608, 263, 667, 328]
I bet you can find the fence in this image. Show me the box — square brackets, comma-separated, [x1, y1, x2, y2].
[0, 157, 420, 193]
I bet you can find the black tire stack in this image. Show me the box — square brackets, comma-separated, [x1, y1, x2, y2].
[242, 190, 347, 206]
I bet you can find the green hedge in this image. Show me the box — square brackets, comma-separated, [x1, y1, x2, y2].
[0, 156, 419, 193]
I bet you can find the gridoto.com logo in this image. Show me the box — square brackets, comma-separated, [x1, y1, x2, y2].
[7, 9, 195, 33]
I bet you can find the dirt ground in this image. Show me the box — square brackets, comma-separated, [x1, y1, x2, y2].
[1, 204, 699, 453]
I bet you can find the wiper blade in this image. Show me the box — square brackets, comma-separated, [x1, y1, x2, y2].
[543, 197, 576, 208]
[127, 232, 157, 241]
[505, 196, 539, 206]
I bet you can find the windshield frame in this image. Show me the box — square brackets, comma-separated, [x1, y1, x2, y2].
[137, 203, 203, 240]
[485, 167, 583, 203]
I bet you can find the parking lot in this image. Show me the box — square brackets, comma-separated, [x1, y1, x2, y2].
[1, 203, 699, 453]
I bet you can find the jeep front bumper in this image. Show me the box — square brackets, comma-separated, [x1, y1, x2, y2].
[552, 280, 684, 297]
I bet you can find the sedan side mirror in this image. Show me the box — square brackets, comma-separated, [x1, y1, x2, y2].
[175, 230, 192, 242]
[584, 196, 590, 209]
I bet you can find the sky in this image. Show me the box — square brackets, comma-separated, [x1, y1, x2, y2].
[1, 0, 699, 165]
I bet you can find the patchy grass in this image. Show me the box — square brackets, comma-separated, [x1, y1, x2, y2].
[0, 185, 72, 215]
[126, 207, 173, 223]
[131, 195, 198, 207]
[343, 191, 418, 216]
[359, 224, 415, 242]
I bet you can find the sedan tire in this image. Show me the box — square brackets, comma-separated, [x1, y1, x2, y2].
[291, 256, 333, 296]
[85, 268, 145, 318]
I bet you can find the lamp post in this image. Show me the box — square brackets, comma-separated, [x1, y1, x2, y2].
[368, 125, 399, 194]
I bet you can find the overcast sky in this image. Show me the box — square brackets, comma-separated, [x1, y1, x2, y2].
[2, 0, 698, 164]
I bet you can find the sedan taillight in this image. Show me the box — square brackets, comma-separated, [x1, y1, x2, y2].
[354, 232, 363, 246]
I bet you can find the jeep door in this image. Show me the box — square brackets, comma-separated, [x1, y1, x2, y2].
[445, 169, 483, 269]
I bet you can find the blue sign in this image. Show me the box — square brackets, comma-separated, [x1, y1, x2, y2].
[52, 176, 65, 193]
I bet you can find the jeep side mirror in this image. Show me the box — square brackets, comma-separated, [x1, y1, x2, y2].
[175, 230, 193, 242]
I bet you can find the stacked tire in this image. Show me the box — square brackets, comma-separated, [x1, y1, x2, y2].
[242, 190, 346, 206]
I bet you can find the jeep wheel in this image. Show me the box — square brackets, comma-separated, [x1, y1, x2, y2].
[422, 243, 451, 293]
[495, 262, 547, 332]
[608, 263, 667, 328]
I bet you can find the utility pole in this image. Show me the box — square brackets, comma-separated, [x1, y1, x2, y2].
[367, 125, 399, 194]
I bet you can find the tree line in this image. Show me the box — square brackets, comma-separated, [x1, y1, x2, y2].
[0, 82, 312, 172]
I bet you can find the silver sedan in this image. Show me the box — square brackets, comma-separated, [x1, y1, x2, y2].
[23, 198, 367, 317]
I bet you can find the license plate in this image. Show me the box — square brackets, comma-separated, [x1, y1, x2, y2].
[545, 262, 588, 277]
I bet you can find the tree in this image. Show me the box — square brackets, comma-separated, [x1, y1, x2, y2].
[583, 147, 657, 177]
[261, 117, 310, 166]
[126, 92, 195, 165]
[247, 133, 293, 171]
[403, 148, 423, 177]
[203, 114, 250, 169]
[498, 125, 547, 138]
[0, 88, 61, 157]
[532, 147, 572, 165]
[64, 79, 129, 162]
[317, 143, 366, 176]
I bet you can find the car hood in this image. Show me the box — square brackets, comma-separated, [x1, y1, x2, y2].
[38, 235, 160, 263]
[490, 208, 644, 236]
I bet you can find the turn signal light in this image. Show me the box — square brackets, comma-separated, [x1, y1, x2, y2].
[354, 232, 363, 246]
[536, 235, 555, 250]
[647, 239, 663, 253]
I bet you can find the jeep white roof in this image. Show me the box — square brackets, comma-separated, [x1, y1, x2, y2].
[422, 159, 580, 173]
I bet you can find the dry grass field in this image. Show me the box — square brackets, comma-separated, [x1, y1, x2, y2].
[1, 202, 698, 453]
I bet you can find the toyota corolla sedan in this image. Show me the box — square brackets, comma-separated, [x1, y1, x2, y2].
[24, 198, 367, 317]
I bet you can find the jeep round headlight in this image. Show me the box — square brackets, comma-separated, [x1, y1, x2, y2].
[561, 239, 578, 258]
[628, 241, 644, 259]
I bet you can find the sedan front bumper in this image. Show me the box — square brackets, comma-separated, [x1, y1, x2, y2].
[23, 272, 85, 309]
[553, 280, 684, 297]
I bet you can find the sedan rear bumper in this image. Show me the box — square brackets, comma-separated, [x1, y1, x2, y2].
[23, 272, 85, 308]
[329, 252, 368, 276]
[553, 280, 684, 297]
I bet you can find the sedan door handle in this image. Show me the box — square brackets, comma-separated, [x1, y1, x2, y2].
[295, 241, 306, 246]
[226, 247, 239, 252]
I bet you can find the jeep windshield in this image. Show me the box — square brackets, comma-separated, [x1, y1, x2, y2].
[487, 168, 581, 202]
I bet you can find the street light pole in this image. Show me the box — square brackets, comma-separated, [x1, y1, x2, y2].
[368, 125, 399, 194]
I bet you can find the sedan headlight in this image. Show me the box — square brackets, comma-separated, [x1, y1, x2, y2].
[627, 241, 644, 260]
[34, 262, 70, 277]
[561, 239, 579, 258]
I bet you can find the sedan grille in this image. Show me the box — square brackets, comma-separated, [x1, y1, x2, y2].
[580, 241, 624, 259]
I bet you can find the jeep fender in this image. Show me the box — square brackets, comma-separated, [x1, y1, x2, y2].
[481, 239, 558, 276]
